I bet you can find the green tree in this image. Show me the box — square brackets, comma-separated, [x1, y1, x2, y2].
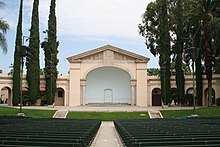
[12, 0, 23, 106]
[139, 0, 171, 105]
[184, 0, 204, 106]
[147, 68, 160, 76]
[158, 0, 172, 105]
[210, 14, 220, 73]
[186, 0, 220, 106]
[173, 0, 185, 102]
[41, 0, 59, 105]
[26, 0, 40, 105]
[0, 1, 9, 54]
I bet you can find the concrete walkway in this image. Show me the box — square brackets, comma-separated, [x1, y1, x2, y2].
[53, 110, 68, 118]
[16, 104, 194, 112]
[91, 121, 123, 147]
[148, 110, 163, 118]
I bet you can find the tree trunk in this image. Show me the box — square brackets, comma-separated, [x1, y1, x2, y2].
[195, 53, 203, 105]
[175, 54, 185, 103]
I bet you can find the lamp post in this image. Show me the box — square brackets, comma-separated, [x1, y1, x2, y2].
[192, 55, 196, 114]
[191, 47, 199, 114]
[18, 36, 30, 115]
[185, 47, 198, 114]
[19, 45, 28, 114]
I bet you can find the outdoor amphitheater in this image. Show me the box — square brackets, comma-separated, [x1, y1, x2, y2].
[0, 108, 220, 147]
[0, 45, 220, 146]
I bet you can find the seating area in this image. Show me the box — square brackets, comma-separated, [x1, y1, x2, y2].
[0, 116, 101, 147]
[114, 117, 220, 147]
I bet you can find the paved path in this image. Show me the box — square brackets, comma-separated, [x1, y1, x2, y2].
[148, 110, 163, 118]
[91, 121, 123, 147]
[17, 105, 194, 112]
[53, 110, 68, 118]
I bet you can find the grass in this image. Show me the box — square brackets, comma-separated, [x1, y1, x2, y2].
[161, 106, 220, 118]
[0, 106, 55, 118]
[67, 112, 149, 121]
[1, 106, 220, 120]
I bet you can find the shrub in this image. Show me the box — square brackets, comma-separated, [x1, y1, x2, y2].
[183, 94, 194, 106]
[216, 98, 220, 106]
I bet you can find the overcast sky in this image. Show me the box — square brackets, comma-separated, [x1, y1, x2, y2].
[0, 0, 157, 74]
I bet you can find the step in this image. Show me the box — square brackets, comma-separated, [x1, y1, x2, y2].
[53, 110, 68, 118]
[148, 111, 163, 119]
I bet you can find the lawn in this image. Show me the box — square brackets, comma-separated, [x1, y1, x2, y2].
[161, 106, 220, 118]
[0, 106, 55, 118]
[2, 106, 220, 120]
[67, 112, 149, 121]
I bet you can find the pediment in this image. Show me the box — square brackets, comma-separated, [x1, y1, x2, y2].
[67, 45, 149, 63]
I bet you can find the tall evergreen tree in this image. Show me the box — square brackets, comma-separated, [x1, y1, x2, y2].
[139, 0, 171, 105]
[158, 0, 171, 105]
[42, 0, 59, 104]
[26, 0, 40, 104]
[0, 1, 9, 54]
[174, 0, 185, 102]
[12, 0, 23, 106]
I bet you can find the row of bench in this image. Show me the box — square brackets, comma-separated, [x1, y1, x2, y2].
[114, 117, 220, 147]
[0, 116, 101, 147]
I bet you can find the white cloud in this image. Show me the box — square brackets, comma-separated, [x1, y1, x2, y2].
[55, 0, 151, 38]
[2, 0, 154, 39]
[0, 0, 158, 74]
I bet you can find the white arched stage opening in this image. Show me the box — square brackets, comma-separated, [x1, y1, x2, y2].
[86, 66, 131, 104]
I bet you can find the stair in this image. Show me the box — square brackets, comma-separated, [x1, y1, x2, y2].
[53, 110, 68, 119]
[148, 110, 163, 119]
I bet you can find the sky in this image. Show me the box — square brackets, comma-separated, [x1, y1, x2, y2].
[0, 0, 158, 75]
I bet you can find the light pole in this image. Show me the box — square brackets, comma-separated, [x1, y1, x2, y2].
[192, 55, 196, 114]
[18, 36, 30, 115]
[185, 47, 198, 114]
[190, 47, 199, 114]
[19, 45, 28, 114]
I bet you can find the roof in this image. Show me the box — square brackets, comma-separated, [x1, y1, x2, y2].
[67, 44, 150, 63]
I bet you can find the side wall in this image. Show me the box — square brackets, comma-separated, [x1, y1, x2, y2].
[147, 74, 220, 106]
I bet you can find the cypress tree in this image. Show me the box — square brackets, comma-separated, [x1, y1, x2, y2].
[158, 0, 171, 105]
[12, 0, 23, 106]
[42, 0, 58, 104]
[27, 0, 40, 105]
[174, 0, 185, 103]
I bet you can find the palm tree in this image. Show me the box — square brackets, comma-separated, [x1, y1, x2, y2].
[0, 1, 9, 54]
[186, 0, 220, 106]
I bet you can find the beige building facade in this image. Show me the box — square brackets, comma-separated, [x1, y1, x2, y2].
[67, 45, 149, 106]
[0, 45, 220, 107]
